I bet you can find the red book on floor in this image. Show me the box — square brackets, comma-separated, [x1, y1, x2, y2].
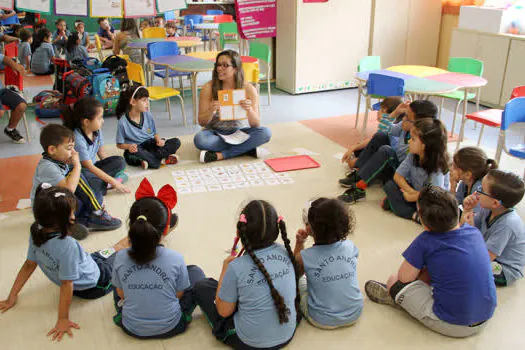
[265, 155, 320, 172]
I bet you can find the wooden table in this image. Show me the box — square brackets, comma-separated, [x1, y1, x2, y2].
[355, 65, 487, 144]
[150, 55, 214, 124]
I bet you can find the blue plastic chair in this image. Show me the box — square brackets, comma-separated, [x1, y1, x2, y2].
[206, 10, 224, 15]
[495, 97, 525, 163]
[146, 42, 189, 95]
[184, 14, 204, 36]
[164, 11, 176, 21]
[1, 15, 20, 26]
[355, 73, 405, 140]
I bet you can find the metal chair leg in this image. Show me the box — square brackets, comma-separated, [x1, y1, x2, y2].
[451, 99, 462, 135]
[438, 97, 444, 120]
[477, 124, 485, 147]
[179, 76, 184, 98]
[166, 98, 172, 120]
[355, 84, 362, 129]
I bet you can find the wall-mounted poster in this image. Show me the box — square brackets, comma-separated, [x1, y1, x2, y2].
[156, 0, 186, 13]
[91, 0, 122, 18]
[124, 0, 156, 18]
[235, 0, 276, 39]
[16, 0, 51, 14]
[0, 0, 14, 10]
[55, 0, 88, 16]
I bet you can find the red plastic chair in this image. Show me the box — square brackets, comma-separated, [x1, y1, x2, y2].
[4, 43, 18, 59]
[3, 65, 30, 142]
[214, 15, 233, 23]
[457, 86, 525, 149]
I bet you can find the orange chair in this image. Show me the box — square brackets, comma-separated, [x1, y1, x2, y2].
[457, 86, 525, 149]
[4, 43, 18, 59]
[3, 65, 30, 142]
[214, 15, 233, 23]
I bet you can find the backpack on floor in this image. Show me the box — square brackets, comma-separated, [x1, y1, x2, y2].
[70, 59, 94, 78]
[102, 55, 129, 85]
[52, 58, 70, 92]
[91, 68, 120, 116]
[62, 71, 92, 105]
[33, 90, 64, 118]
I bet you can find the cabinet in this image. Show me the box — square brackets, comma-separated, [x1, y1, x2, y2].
[449, 28, 521, 107]
[501, 40, 525, 105]
[370, 0, 442, 68]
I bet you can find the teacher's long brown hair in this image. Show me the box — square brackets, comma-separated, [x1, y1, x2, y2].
[211, 50, 244, 99]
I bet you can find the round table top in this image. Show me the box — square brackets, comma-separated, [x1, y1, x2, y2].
[127, 37, 202, 49]
[187, 51, 258, 63]
[355, 66, 488, 94]
[150, 55, 215, 73]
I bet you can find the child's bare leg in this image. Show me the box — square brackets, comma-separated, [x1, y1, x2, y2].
[113, 237, 130, 252]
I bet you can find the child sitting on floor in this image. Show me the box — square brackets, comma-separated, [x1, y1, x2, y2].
[65, 32, 89, 63]
[0, 184, 129, 341]
[112, 178, 206, 339]
[382, 118, 450, 222]
[294, 198, 363, 329]
[18, 29, 32, 72]
[116, 83, 181, 170]
[193, 200, 300, 349]
[74, 20, 92, 49]
[451, 146, 498, 214]
[365, 185, 496, 338]
[63, 97, 130, 196]
[97, 18, 115, 49]
[30, 124, 121, 236]
[31, 28, 56, 75]
[52, 18, 70, 56]
[462, 169, 525, 286]
[339, 100, 438, 203]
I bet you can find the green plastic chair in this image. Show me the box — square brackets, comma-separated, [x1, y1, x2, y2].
[249, 41, 272, 105]
[355, 56, 382, 129]
[438, 57, 484, 135]
[219, 22, 240, 51]
[358, 56, 381, 72]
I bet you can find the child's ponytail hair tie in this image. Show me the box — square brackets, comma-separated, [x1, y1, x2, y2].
[277, 216, 284, 223]
[239, 214, 247, 223]
[137, 215, 148, 222]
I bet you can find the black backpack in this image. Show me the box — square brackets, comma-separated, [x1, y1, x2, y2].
[102, 55, 129, 85]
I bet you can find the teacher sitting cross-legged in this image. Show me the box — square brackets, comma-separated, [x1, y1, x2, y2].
[194, 50, 272, 163]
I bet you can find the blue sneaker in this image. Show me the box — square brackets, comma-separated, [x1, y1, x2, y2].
[86, 210, 122, 231]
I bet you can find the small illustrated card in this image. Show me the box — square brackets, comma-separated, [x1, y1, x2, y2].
[218, 89, 247, 120]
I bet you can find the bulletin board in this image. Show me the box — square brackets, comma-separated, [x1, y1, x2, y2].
[16, 0, 51, 14]
[0, 0, 14, 11]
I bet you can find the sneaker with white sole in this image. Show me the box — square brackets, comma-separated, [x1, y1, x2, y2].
[200, 150, 218, 163]
[365, 280, 396, 306]
[4, 127, 26, 144]
[164, 154, 179, 165]
[141, 160, 149, 170]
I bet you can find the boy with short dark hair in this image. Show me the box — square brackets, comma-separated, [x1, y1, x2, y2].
[154, 15, 165, 28]
[31, 124, 122, 237]
[165, 21, 179, 37]
[365, 186, 496, 338]
[338, 100, 438, 203]
[463, 169, 525, 286]
[97, 18, 115, 49]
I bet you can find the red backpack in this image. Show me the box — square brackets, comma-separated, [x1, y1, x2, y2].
[62, 71, 92, 105]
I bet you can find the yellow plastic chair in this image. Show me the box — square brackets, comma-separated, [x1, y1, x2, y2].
[126, 62, 186, 126]
[243, 61, 260, 107]
[117, 54, 131, 62]
[143, 27, 166, 39]
[94, 34, 104, 61]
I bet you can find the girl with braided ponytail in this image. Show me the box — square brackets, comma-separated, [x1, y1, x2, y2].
[294, 198, 363, 329]
[193, 200, 300, 349]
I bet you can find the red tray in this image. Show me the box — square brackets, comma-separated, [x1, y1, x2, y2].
[265, 155, 320, 172]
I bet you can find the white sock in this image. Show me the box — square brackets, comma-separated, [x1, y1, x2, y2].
[6, 127, 14, 132]
[94, 210, 103, 216]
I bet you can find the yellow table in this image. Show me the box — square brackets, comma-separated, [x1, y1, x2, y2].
[387, 65, 448, 78]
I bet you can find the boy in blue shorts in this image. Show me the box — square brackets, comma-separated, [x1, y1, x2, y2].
[462, 169, 525, 286]
[0, 54, 28, 144]
[365, 185, 496, 338]
[31, 124, 122, 238]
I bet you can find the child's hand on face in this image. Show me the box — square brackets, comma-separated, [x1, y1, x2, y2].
[463, 193, 480, 212]
[296, 229, 309, 243]
[70, 150, 80, 167]
[394, 101, 410, 117]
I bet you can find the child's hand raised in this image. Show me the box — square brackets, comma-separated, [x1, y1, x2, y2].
[393, 101, 410, 117]
[296, 229, 308, 244]
[70, 150, 80, 167]
[0, 297, 17, 313]
[47, 318, 80, 342]
[463, 193, 480, 213]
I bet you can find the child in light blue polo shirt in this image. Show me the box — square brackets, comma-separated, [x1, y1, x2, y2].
[451, 147, 498, 214]
[0, 185, 130, 340]
[294, 198, 363, 329]
[112, 193, 206, 339]
[463, 169, 525, 286]
[63, 97, 129, 197]
[116, 83, 181, 169]
[193, 200, 299, 349]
